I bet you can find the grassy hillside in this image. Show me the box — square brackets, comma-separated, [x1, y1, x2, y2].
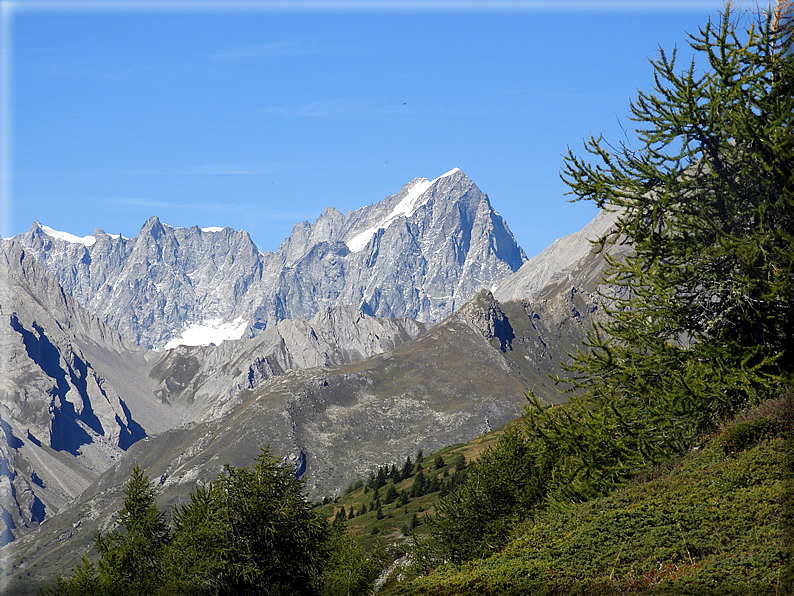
[382, 392, 792, 595]
[316, 422, 514, 552]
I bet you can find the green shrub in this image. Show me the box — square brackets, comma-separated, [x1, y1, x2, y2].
[719, 418, 775, 457]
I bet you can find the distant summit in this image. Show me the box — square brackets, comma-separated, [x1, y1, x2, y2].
[12, 169, 526, 350]
[344, 168, 461, 252]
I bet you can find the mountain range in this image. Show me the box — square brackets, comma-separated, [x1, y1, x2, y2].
[0, 169, 615, 593]
[11, 168, 526, 350]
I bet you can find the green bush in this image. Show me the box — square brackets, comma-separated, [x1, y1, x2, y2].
[414, 426, 550, 567]
[719, 418, 775, 457]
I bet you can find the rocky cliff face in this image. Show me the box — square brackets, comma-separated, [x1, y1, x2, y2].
[0, 244, 171, 547]
[13, 169, 526, 350]
[494, 208, 619, 303]
[1, 172, 620, 590]
[4, 279, 605, 589]
[146, 305, 429, 421]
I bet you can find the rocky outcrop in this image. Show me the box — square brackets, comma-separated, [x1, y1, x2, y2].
[146, 305, 429, 420]
[1, 199, 614, 589]
[494, 208, 620, 302]
[0, 246, 430, 547]
[0, 245, 178, 546]
[8, 220, 273, 350]
[5, 279, 603, 585]
[13, 169, 526, 350]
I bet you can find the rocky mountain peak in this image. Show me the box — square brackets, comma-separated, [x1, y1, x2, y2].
[0, 178, 617, 575]
[12, 169, 526, 349]
[494, 208, 620, 303]
[140, 215, 166, 239]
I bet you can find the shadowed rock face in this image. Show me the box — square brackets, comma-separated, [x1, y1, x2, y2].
[2, 278, 605, 590]
[12, 169, 526, 350]
[0, 244, 167, 548]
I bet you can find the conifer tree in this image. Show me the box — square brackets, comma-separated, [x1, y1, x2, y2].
[163, 484, 227, 595]
[400, 455, 413, 479]
[389, 463, 401, 483]
[94, 463, 170, 595]
[68, 556, 100, 596]
[333, 506, 347, 526]
[421, 427, 550, 565]
[410, 471, 426, 498]
[38, 556, 100, 596]
[165, 448, 328, 595]
[318, 526, 383, 596]
[384, 482, 399, 505]
[528, 3, 793, 501]
[375, 466, 387, 489]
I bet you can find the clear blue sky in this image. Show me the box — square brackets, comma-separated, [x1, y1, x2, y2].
[3, 0, 727, 259]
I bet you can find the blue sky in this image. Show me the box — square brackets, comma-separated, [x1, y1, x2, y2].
[2, 0, 727, 258]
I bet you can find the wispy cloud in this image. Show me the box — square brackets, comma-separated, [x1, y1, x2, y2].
[14, 164, 278, 178]
[117, 164, 277, 176]
[212, 41, 312, 61]
[184, 164, 275, 175]
[258, 99, 489, 119]
[114, 197, 200, 210]
[112, 196, 316, 221]
[258, 99, 368, 118]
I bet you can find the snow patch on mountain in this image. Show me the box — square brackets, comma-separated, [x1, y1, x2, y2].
[201, 227, 225, 232]
[345, 167, 461, 253]
[163, 317, 248, 349]
[40, 224, 97, 247]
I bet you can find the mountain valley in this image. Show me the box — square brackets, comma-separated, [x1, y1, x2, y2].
[0, 169, 614, 592]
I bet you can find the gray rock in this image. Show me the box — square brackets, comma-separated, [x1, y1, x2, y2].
[5, 278, 603, 587]
[0, 244, 430, 547]
[0, 194, 616, 580]
[494, 208, 620, 302]
[0, 244, 179, 545]
[13, 169, 526, 350]
[146, 305, 429, 421]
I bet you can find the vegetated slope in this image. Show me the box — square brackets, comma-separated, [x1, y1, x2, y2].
[1, 282, 604, 592]
[385, 392, 793, 595]
[317, 422, 516, 552]
[12, 168, 526, 349]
